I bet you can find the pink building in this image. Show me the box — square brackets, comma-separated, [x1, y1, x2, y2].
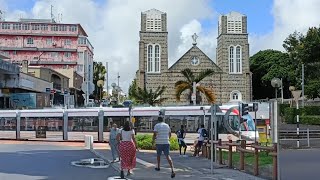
[0, 18, 94, 106]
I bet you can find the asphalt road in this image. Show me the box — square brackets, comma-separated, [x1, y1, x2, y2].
[280, 148, 320, 180]
[0, 143, 118, 180]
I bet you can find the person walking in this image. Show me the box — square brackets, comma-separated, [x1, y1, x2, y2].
[176, 125, 187, 157]
[116, 121, 138, 178]
[109, 123, 120, 162]
[152, 116, 176, 178]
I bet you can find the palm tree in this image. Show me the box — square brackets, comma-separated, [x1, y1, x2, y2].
[175, 68, 216, 104]
[131, 85, 167, 106]
[93, 62, 106, 99]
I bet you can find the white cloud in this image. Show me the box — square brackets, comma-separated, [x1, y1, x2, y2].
[1, 0, 215, 94]
[250, 0, 320, 55]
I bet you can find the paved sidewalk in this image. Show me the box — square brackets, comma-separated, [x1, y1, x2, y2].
[92, 145, 266, 180]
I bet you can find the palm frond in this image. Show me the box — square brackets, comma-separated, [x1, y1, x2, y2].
[194, 69, 215, 83]
[175, 83, 191, 101]
[175, 80, 188, 87]
[181, 68, 195, 83]
[197, 86, 216, 103]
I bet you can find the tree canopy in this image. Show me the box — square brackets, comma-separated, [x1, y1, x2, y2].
[250, 27, 320, 100]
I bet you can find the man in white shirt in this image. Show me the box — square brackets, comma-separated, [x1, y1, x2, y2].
[193, 124, 206, 157]
[152, 116, 175, 178]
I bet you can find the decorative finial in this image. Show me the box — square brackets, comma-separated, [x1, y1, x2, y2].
[192, 33, 198, 45]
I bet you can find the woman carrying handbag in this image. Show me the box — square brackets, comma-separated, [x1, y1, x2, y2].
[116, 121, 138, 178]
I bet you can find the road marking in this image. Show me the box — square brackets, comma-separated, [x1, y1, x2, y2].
[136, 158, 155, 168]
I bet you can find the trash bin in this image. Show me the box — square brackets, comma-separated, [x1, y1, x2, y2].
[36, 126, 47, 138]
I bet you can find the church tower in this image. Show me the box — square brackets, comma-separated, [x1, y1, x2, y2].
[216, 12, 252, 102]
[137, 9, 168, 90]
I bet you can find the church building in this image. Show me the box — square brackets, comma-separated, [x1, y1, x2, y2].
[135, 9, 252, 105]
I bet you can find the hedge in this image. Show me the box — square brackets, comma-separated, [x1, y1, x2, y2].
[300, 116, 320, 125]
[136, 134, 179, 150]
[282, 106, 320, 125]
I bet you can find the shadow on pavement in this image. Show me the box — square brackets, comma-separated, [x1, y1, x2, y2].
[0, 148, 117, 180]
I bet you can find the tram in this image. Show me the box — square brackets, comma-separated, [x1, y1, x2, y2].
[100, 104, 259, 141]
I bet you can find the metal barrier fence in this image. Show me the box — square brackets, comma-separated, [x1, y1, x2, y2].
[279, 129, 320, 148]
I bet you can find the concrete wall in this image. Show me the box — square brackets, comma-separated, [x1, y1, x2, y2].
[19, 73, 53, 92]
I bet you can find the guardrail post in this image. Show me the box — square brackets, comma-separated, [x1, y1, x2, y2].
[240, 140, 246, 170]
[254, 142, 259, 176]
[63, 110, 68, 140]
[16, 110, 21, 140]
[228, 139, 233, 168]
[307, 128, 310, 147]
[218, 139, 222, 165]
[273, 143, 278, 180]
[98, 109, 104, 142]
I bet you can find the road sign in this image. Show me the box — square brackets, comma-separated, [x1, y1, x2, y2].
[46, 88, 51, 93]
[191, 93, 196, 101]
[81, 81, 95, 94]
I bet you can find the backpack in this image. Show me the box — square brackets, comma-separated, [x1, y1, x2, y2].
[176, 130, 183, 138]
[201, 129, 208, 138]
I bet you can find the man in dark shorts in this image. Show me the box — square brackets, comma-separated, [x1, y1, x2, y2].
[176, 125, 187, 156]
[152, 116, 176, 178]
[193, 124, 206, 157]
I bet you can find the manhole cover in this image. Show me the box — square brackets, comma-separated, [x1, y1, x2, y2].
[71, 158, 109, 168]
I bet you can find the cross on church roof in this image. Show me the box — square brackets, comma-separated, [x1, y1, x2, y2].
[192, 33, 198, 45]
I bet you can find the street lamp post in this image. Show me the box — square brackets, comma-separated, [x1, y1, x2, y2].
[271, 78, 283, 101]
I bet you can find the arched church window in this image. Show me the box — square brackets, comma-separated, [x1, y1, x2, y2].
[232, 92, 238, 100]
[230, 90, 242, 101]
[229, 46, 234, 73]
[155, 45, 160, 72]
[236, 46, 241, 73]
[147, 45, 153, 72]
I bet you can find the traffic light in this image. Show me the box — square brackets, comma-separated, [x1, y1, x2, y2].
[241, 103, 249, 116]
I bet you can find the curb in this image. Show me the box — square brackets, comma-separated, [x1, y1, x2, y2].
[90, 148, 120, 173]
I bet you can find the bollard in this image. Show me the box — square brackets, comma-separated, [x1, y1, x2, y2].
[218, 139, 222, 165]
[254, 142, 259, 176]
[240, 140, 246, 170]
[273, 143, 278, 180]
[202, 141, 207, 157]
[228, 139, 233, 168]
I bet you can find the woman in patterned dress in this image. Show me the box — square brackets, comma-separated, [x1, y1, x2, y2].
[116, 121, 138, 178]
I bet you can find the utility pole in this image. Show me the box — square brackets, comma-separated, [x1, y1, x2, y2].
[106, 62, 109, 97]
[302, 64, 305, 107]
[117, 72, 120, 87]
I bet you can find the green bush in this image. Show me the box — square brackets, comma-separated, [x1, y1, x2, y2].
[136, 134, 179, 150]
[301, 106, 320, 116]
[279, 104, 290, 117]
[284, 107, 297, 124]
[300, 116, 320, 125]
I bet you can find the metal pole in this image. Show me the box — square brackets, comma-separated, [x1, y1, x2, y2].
[193, 82, 196, 105]
[239, 102, 242, 140]
[297, 101, 300, 148]
[106, 62, 109, 97]
[307, 128, 310, 147]
[281, 78, 284, 104]
[275, 88, 278, 99]
[302, 64, 305, 107]
[98, 109, 104, 142]
[255, 110, 257, 143]
[16, 110, 20, 140]
[210, 105, 215, 174]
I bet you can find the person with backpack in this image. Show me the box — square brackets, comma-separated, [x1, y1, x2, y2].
[176, 125, 187, 157]
[193, 124, 207, 157]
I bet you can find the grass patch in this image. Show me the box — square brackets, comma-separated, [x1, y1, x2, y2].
[222, 151, 273, 167]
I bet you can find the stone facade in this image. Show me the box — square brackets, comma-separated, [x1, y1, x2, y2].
[135, 9, 252, 105]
